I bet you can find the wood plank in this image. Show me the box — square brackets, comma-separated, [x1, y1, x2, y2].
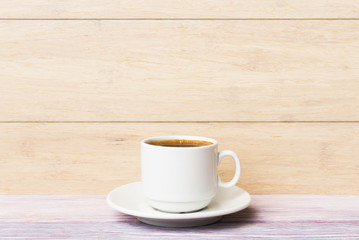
[3, 222, 357, 239]
[1, 195, 358, 239]
[1, 123, 358, 194]
[1, 21, 359, 121]
[0, 0, 358, 19]
[1, 195, 359, 222]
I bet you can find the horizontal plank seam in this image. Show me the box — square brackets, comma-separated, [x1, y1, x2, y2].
[1, 18, 359, 21]
[1, 121, 359, 123]
[1, 220, 358, 224]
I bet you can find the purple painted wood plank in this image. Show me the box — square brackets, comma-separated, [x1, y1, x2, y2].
[0, 222, 358, 239]
[0, 195, 358, 239]
[0, 195, 115, 222]
[1, 195, 358, 222]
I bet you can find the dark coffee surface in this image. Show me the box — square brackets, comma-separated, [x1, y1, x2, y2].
[148, 139, 213, 147]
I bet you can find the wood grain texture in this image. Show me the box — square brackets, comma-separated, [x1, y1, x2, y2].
[1, 195, 358, 239]
[1, 21, 359, 121]
[0, 0, 358, 19]
[1, 123, 358, 195]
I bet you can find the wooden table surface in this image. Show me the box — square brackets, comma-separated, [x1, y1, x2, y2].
[1, 195, 358, 239]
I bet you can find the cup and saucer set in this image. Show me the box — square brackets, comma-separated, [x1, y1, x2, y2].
[107, 136, 251, 227]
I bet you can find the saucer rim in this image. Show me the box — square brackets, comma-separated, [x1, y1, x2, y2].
[106, 182, 251, 220]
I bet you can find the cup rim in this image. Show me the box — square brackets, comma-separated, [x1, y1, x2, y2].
[141, 135, 218, 149]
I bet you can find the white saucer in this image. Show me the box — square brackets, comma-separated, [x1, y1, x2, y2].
[107, 182, 251, 227]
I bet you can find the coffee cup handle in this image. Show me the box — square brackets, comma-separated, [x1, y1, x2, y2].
[217, 150, 241, 188]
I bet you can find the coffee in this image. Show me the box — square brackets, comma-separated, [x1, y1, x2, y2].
[142, 135, 241, 213]
[148, 139, 213, 147]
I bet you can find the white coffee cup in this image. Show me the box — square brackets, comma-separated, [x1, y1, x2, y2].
[141, 136, 241, 213]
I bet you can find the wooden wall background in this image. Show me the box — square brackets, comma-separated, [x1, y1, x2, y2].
[1, 0, 359, 195]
